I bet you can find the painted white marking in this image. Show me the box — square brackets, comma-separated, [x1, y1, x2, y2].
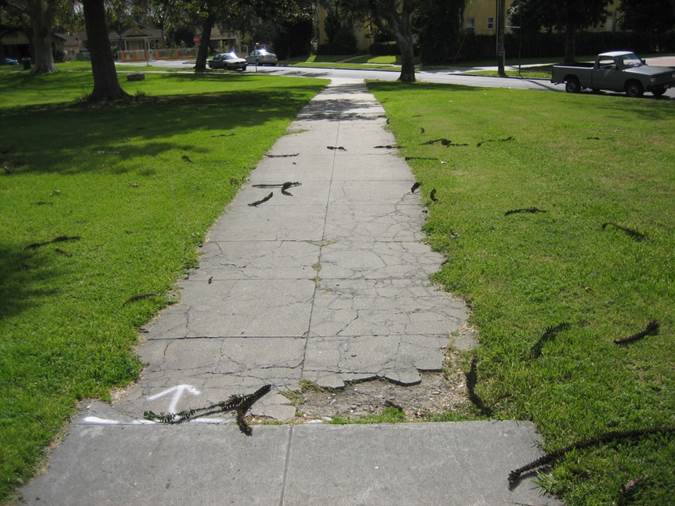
[83, 416, 121, 425]
[81, 416, 227, 425]
[146, 384, 201, 413]
[190, 418, 227, 424]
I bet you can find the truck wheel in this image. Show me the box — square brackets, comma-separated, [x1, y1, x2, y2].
[565, 77, 581, 93]
[625, 81, 644, 98]
[652, 87, 666, 97]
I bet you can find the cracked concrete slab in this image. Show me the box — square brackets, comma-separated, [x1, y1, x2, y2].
[143, 279, 315, 339]
[248, 155, 335, 182]
[331, 154, 414, 181]
[328, 180, 419, 205]
[190, 241, 320, 281]
[303, 334, 450, 388]
[208, 205, 327, 241]
[320, 241, 444, 280]
[134, 79, 469, 416]
[230, 180, 331, 207]
[117, 337, 304, 417]
[310, 279, 467, 338]
[325, 204, 426, 242]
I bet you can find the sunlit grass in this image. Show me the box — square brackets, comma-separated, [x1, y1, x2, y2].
[370, 81, 675, 505]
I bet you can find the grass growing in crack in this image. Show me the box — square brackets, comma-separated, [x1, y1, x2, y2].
[331, 406, 407, 425]
[0, 67, 326, 500]
[298, 379, 326, 393]
[280, 389, 305, 407]
[369, 81, 675, 505]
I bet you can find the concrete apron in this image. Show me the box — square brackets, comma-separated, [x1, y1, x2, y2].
[19, 80, 560, 505]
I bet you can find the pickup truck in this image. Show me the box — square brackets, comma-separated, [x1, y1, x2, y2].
[551, 51, 675, 97]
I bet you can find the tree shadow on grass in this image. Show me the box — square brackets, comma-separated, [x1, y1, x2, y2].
[591, 94, 675, 121]
[0, 245, 60, 320]
[367, 81, 483, 94]
[0, 84, 325, 175]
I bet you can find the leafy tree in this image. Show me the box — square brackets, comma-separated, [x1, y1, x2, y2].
[621, 0, 675, 50]
[1, 0, 72, 73]
[155, 0, 313, 71]
[510, 0, 611, 63]
[106, 0, 158, 50]
[83, 0, 128, 100]
[340, 0, 422, 83]
[417, 0, 465, 65]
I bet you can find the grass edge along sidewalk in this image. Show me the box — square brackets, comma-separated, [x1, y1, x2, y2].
[368, 80, 674, 506]
[0, 69, 327, 501]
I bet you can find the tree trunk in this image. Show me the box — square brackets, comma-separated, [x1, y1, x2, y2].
[564, 23, 576, 64]
[195, 15, 215, 72]
[83, 0, 127, 101]
[27, 0, 55, 74]
[397, 38, 416, 83]
[394, 3, 415, 83]
[31, 29, 55, 74]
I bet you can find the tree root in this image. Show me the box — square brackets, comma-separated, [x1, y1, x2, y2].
[248, 192, 273, 207]
[144, 384, 272, 436]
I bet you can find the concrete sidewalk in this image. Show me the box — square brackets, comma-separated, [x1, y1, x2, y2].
[19, 80, 560, 505]
[113, 78, 471, 420]
[20, 403, 559, 505]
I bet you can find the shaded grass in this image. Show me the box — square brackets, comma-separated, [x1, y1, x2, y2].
[0, 65, 279, 109]
[0, 69, 326, 500]
[369, 81, 675, 505]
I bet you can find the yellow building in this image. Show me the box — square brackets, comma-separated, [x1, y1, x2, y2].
[464, 0, 621, 35]
[463, 0, 514, 34]
[315, 6, 375, 52]
[316, 0, 623, 52]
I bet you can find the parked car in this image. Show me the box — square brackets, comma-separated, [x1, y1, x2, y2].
[1, 57, 18, 65]
[208, 52, 247, 71]
[551, 51, 675, 97]
[246, 49, 278, 66]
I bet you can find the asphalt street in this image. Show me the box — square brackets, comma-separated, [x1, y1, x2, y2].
[128, 58, 675, 99]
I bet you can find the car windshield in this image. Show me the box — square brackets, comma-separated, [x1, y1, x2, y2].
[222, 53, 237, 60]
[620, 53, 643, 67]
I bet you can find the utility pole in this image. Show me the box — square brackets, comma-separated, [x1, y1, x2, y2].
[496, 0, 506, 77]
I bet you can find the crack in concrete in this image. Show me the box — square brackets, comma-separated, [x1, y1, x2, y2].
[118, 80, 473, 419]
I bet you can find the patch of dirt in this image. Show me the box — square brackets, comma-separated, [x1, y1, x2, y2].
[289, 355, 469, 420]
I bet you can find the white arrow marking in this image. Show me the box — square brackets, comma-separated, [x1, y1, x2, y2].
[147, 384, 201, 413]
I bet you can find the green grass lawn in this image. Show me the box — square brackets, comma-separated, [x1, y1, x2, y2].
[369, 82, 675, 505]
[0, 67, 326, 501]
